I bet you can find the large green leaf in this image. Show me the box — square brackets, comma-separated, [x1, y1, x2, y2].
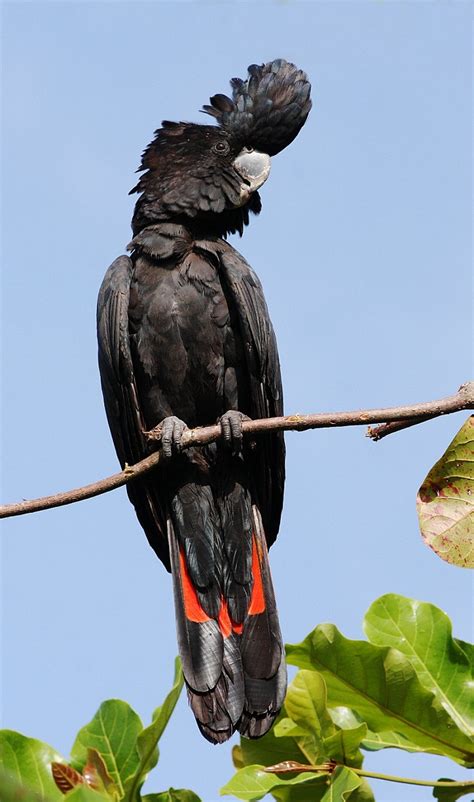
[70, 701, 142, 797]
[0, 730, 63, 801]
[220, 764, 328, 801]
[286, 624, 474, 767]
[417, 416, 474, 567]
[364, 594, 474, 737]
[123, 658, 184, 801]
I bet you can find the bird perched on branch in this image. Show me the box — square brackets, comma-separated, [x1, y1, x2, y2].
[97, 59, 311, 743]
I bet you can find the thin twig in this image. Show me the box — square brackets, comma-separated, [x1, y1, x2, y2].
[264, 760, 474, 790]
[1, 383, 472, 520]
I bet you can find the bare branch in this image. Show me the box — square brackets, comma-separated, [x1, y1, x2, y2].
[1, 382, 472, 520]
[367, 382, 473, 441]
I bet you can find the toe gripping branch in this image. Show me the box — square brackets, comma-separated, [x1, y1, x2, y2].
[219, 411, 251, 454]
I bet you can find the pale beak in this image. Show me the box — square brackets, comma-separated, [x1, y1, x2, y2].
[233, 148, 271, 203]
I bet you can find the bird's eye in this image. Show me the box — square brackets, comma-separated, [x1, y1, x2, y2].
[212, 141, 230, 155]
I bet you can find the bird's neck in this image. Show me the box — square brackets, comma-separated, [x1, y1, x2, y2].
[127, 222, 227, 264]
[131, 193, 260, 241]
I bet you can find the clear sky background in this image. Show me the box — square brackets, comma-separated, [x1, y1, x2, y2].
[1, 3, 472, 802]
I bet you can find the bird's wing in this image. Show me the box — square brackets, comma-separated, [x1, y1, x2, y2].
[97, 255, 170, 569]
[217, 245, 285, 547]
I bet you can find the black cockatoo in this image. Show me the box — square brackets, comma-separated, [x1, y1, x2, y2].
[97, 59, 311, 743]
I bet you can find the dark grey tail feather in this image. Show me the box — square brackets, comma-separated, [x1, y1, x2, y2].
[168, 517, 245, 743]
[168, 519, 223, 692]
[188, 634, 244, 744]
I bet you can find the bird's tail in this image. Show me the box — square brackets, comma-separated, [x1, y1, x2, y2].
[167, 482, 286, 744]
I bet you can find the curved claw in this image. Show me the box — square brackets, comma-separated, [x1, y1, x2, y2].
[219, 411, 250, 455]
[160, 416, 188, 458]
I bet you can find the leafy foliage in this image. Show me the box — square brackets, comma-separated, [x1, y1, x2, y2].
[0, 730, 63, 801]
[0, 659, 201, 802]
[417, 415, 474, 567]
[364, 594, 474, 737]
[222, 594, 474, 801]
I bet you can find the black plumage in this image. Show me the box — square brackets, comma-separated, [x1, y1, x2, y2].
[97, 59, 311, 742]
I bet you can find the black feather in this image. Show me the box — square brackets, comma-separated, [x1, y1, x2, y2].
[203, 58, 312, 155]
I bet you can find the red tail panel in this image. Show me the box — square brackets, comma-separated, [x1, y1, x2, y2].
[248, 534, 266, 615]
[179, 548, 210, 624]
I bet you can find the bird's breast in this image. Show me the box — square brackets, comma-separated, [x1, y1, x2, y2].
[129, 250, 246, 429]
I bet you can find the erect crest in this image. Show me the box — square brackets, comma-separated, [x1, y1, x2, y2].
[202, 59, 312, 156]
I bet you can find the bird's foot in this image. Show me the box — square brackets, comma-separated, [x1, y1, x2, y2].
[219, 411, 250, 455]
[147, 416, 188, 458]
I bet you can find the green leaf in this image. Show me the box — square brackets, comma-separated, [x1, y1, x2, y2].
[285, 671, 335, 740]
[70, 701, 142, 797]
[142, 790, 202, 802]
[322, 725, 366, 768]
[271, 789, 327, 802]
[456, 639, 474, 665]
[0, 730, 63, 801]
[280, 671, 333, 763]
[64, 787, 111, 802]
[283, 671, 366, 767]
[286, 624, 474, 766]
[345, 779, 375, 802]
[220, 764, 328, 801]
[319, 767, 364, 802]
[137, 658, 184, 772]
[123, 658, 184, 801]
[364, 594, 474, 737]
[432, 778, 474, 801]
[361, 729, 436, 753]
[417, 415, 474, 567]
[273, 719, 310, 739]
[0, 768, 53, 802]
[271, 788, 329, 802]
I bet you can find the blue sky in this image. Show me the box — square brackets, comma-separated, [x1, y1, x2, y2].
[2, 3, 472, 801]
